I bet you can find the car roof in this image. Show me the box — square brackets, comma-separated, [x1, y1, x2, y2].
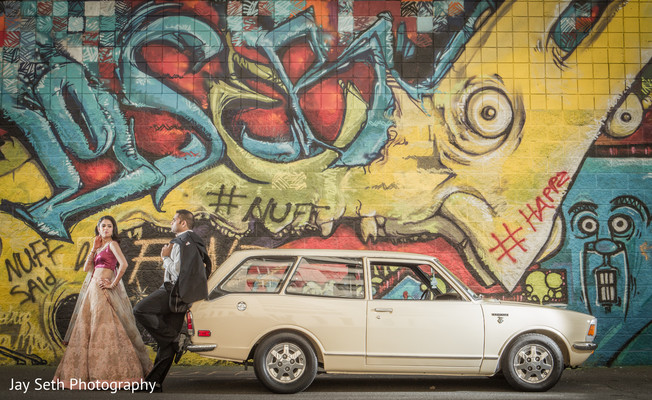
[228, 248, 440, 262]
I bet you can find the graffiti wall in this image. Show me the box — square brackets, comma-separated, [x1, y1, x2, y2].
[0, 0, 650, 366]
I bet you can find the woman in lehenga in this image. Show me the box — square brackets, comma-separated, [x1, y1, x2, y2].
[54, 215, 152, 387]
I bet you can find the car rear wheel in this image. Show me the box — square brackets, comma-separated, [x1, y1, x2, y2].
[253, 332, 317, 394]
[502, 333, 564, 392]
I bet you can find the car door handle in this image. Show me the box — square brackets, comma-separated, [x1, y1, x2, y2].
[374, 308, 393, 313]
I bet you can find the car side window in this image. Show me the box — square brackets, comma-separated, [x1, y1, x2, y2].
[286, 258, 364, 299]
[219, 257, 295, 294]
[370, 263, 461, 301]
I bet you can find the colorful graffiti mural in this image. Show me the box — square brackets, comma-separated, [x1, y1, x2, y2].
[0, 0, 650, 366]
[542, 157, 652, 365]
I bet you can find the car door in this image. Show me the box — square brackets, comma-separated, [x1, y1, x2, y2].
[283, 256, 368, 370]
[365, 260, 485, 372]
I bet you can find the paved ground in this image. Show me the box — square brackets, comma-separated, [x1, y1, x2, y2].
[1, 364, 651, 400]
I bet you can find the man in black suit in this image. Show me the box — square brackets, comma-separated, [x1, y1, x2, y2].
[134, 209, 212, 392]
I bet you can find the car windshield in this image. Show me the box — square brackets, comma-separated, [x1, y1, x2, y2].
[433, 259, 482, 301]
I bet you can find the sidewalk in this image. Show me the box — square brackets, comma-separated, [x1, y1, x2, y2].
[1, 364, 651, 399]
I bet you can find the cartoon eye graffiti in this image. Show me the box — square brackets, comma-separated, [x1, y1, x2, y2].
[444, 78, 523, 160]
[577, 215, 599, 236]
[465, 87, 514, 139]
[609, 215, 633, 237]
[603, 93, 644, 138]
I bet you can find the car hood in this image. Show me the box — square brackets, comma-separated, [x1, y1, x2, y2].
[478, 298, 595, 319]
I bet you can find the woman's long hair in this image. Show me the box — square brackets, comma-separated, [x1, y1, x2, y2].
[94, 215, 121, 243]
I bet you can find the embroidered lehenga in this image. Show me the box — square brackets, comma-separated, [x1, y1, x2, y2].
[54, 244, 152, 386]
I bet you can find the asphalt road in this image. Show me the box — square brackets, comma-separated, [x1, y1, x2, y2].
[1, 364, 651, 400]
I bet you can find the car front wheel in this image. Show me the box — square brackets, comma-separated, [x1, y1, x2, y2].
[253, 332, 317, 394]
[502, 333, 564, 392]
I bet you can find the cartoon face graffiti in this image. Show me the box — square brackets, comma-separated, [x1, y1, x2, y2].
[569, 195, 648, 315]
[562, 158, 652, 364]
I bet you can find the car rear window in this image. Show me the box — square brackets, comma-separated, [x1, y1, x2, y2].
[218, 257, 295, 294]
[285, 257, 364, 299]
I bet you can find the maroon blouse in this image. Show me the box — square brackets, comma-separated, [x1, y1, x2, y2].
[94, 243, 118, 272]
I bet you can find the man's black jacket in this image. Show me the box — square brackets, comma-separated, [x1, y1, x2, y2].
[171, 230, 212, 305]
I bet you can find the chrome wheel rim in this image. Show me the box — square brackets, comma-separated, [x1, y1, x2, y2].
[265, 342, 306, 384]
[512, 343, 554, 384]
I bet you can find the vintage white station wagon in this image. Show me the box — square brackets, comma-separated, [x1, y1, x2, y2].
[183, 249, 597, 393]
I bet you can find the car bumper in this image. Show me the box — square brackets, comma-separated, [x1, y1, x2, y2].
[572, 342, 598, 351]
[187, 344, 217, 352]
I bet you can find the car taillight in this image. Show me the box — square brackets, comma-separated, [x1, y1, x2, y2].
[198, 330, 211, 337]
[186, 311, 194, 336]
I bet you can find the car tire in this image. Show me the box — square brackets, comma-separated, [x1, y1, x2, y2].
[502, 333, 564, 392]
[254, 332, 318, 394]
